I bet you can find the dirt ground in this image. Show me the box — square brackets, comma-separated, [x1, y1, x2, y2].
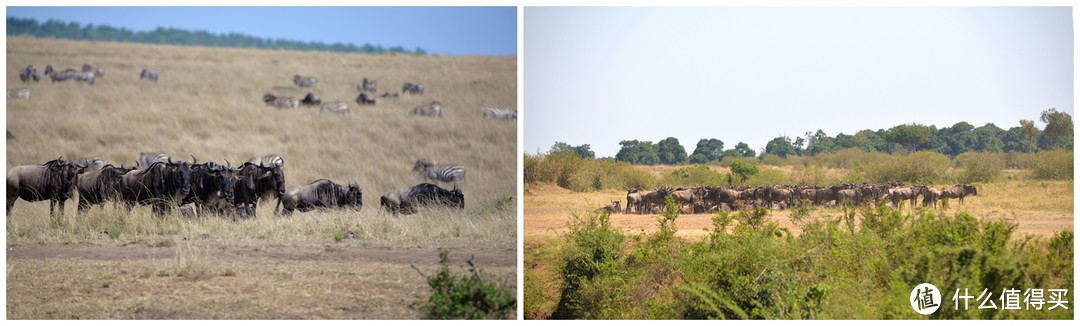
[524, 179, 1074, 247]
[7, 242, 516, 319]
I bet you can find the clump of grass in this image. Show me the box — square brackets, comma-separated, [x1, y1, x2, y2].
[416, 249, 516, 319]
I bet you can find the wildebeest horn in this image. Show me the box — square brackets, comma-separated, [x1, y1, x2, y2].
[168, 155, 174, 164]
[225, 159, 231, 168]
[191, 155, 197, 165]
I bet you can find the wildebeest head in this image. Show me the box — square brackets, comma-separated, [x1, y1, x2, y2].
[963, 184, 978, 196]
[448, 187, 465, 209]
[166, 156, 194, 196]
[263, 94, 277, 103]
[346, 182, 363, 210]
[264, 161, 286, 197]
[44, 156, 81, 199]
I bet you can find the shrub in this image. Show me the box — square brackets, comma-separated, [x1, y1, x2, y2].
[1030, 150, 1073, 180]
[659, 165, 725, 187]
[955, 152, 1005, 183]
[418, 249, 516, 319]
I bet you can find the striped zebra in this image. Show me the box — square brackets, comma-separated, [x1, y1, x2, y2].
[263, 94, 299, 109]
[412, 159, 465, 189]
[483, 108, 517, 120]
[18, 65, 40, 82]
[44, 65, 76, 82]
[249, 154, 285, 168]
[140, 69, 158, 82]
[320, 102, 349, 116]
[7, 88, 30, 100]
[138, 152, 170, 168]
[294, 75, 317, 88]
[411, 101, 442, 117]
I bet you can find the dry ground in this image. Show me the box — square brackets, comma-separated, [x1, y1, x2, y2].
[6, 36, 516, 319]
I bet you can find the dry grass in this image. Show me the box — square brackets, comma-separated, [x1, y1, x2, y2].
[6, 36, 517, 248]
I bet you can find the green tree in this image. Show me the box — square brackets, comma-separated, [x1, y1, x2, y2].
[734, 142, 756, 158]
[884, 124, 932, 153]
[1019, 119, 1039, 152]
[1040, 108, 1073, 149]
[551, 142, 595, 159]
[615, 140, 660, 165]
[764, 136, 796, 158]
[655, 137, 688, 165]
[690, 138, 725, 163]
[729, 160, 759, 185]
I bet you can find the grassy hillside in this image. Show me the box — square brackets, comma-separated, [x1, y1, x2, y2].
[6, 36, 517, 246]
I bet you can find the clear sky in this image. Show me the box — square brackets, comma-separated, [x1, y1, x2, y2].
[6, 6, 517, 56]
[525, 7, 1074, 158]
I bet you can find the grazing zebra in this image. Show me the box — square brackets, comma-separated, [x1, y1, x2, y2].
[412, 159, 465, 188]
[249, 154, 285, 168]
[358, 78, 377, 93]
[138, 152, 170, 168]
[75, 72, 95, 85]
[7, 88, 30, 100]
[355, 93, 376, 105]
[263, 94, 300, 109]
[140, 69, 159, 82]
[320, 102, 349, 116]
[18, 65, 40, 82]
[402, 82, 424, 95]
[483, 108, 517, 120]
[411, 101, 442, 117]
[293, 75, 317, 87]
[44, 65, 76, 82]
[81, 64, 105, 78]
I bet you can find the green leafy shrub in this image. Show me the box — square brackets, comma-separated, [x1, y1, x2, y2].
[955, 152, 1005, 183]
[419, 249, 516, 319]
[1030, 150, 1073, 180]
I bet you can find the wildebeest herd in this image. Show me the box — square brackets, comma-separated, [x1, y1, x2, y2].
[613, 183, 979, 214]
[7, 154, 467, 219]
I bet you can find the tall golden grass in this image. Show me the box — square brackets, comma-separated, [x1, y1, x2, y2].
[6, 36, 517, 247]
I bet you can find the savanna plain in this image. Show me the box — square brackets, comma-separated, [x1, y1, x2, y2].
[6, 36, 517, 319]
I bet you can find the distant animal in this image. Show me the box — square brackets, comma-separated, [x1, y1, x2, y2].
[411, 101, 442, 117]
[276, 179, 362, 215]
[45, 65, 77, 82]
[19, 65, 40, 82]
[380, 92, 399, 98]
[919, 186, 942, 209]
[140, 69, 159, 82]
[380, 183, 464, 214]
[76, 162, 137, 214]
[82, 65, 105, 78]
[264, 94, 300, 109]
[7, 88, 30, 100]
[248, 154, 285, 168]
[138, 152, 170, 168]
[940, 184, 978, 205]
[412, 159, 465, 188]
[69, 157, 107, 171]
[483, 108, 516, 120]
[7, 157, 84, 217]
[293, 75, 317, 87]
[402, 82, 424, 95]
[358, 78, 377, 93]
[234, 159, 286, 218]
[74, 72, 95, 85]
[887, 186, 920, 208]
[301, 93, 322, 106]
[355, 93, 376, 105]
[320, 102, 349, 116]
[601, 200, 621, 213]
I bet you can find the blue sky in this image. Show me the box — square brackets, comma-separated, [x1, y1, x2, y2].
[525, 7, 1074, 157]
[6, 6, 517, 56]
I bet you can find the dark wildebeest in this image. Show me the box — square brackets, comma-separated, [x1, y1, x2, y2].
[765, 185, 794, 209]
[355, 92, 376, 105]
[836, 188, 863, 206]
[380, 183, 464, 215]
[276, 179, 362, 215]
[181, 160, 236, 216]
[301, 92, 322, 106]
[234, 161, 286, 217]
[941, 184, 978, 205]
[69, 157, 107, 171]
[7, 157, 83, 216]
[919, 186, 943, 209]
[625, 189, 645, 214]
[76, 162, 137, 214]
[119, 158, 193, 216]
[887, 186, 920, 208]
[140, 69, 159, 82]
[669, 187, 697, 213]
[411, 101, 442, 117]
[702, 186, 742, 211]
[641, 187, 672, 214]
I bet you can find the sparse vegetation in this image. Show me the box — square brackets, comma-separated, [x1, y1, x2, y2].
[416, 249, 516, 319]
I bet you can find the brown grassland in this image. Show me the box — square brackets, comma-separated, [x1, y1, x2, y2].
[6, 36, 517, 319]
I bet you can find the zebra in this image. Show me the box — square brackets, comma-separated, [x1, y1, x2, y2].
[18, 65, 40, 82]
[138, 152, 170, 168]
[411, 101, 442, 117]
[44, 65, 76, 82]
[293, 75, 317, 88]
[320, 102, 349, 116]
[249, 154, 285, 168]
[75, 72, 95, 85]
[263, 94, 299, 109]
[82, 64, 105, 78]
[402, 82, 424, 95]
[412, 159, 465, 189]
[140, 69, 158, 82]
[7, 88, 30, 100]
[483, 108, 517, 120]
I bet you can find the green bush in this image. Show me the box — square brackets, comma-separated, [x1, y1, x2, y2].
[1030, 150, 1073, 180]
[419, 249, 516, 319]
[659, 165, 725, 187]
[955, 152, 1005, 183]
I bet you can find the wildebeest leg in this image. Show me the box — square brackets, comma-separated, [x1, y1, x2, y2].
[7, 196, 15, 216]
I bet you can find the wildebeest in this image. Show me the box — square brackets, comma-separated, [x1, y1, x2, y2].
[76, 162, 137, 214]
[668, 187, 698, 213]
[276, 179, 362, 215]
[7, 88, 30, 100]
[380, 183, 464, 215]
[887, 186, 920, 208]
[483, 108, 517, 120]
[402, 82, 424, 95]
[19, 65, 40, 82]
[765, 185, 794, 209]
[293, 75, 317, 87]
[138, 152, 170, 168]
[626, 189, 645, 214]
[140, 69, 159, 82]
[69, 157, 107, 171]
[358, 78, 377, 93]
[919, 186, 942, 209]
[940, 184, 978, 205]
[119, 158, 193, 215]
[7, 157, 83, 216]
[600, 200, 621, 213]
[701, 186, 743, 211]
[301, 92, 322, 106]
[181, 160, 236, 216]
[264, 94, 300, 109]
[45, 65, 76, 82]
[355, 93, 376, 105]
[234, 160, 286, 217]
[640, 187, 672, 214]
[411, 101, 442, 117]
[320, 102, 349, 116]
[412, 159, 465, 189]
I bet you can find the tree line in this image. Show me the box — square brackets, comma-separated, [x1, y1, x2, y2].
[6, 17, 427, 55]
[553, 109, 1073, 165]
